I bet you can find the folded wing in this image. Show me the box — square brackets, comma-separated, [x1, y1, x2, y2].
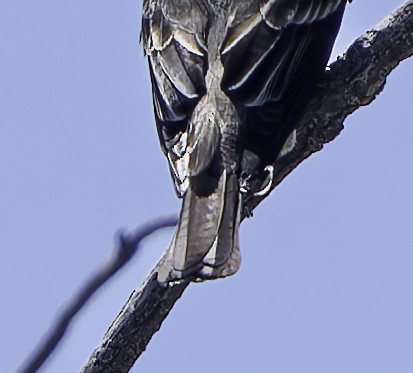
[141, 0, 209, 195]
[221, 0, 346, 164]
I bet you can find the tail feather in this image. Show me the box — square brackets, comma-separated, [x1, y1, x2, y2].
[161, 170, 241, 282]
[202, 172, 239, 267]
[200, 174, 241, 279]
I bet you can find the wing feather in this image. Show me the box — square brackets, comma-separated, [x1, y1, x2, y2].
[222, 0, 345, 105]
[219, 0, 346, 164]
[142, 0, 208, 195]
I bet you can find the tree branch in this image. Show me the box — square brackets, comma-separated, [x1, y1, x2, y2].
[17, 215, 177, 373]
[81, 2, 413, 373]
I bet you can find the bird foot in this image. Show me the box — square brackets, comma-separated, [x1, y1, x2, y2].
[251, 165, 274, 197]
[240, 165, 274, 204]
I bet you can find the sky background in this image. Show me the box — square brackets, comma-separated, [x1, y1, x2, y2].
[1, 1, 412, 372]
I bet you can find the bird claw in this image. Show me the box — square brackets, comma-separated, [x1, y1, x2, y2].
[239, 165, 274, 200]
[251, 165, 274, 197]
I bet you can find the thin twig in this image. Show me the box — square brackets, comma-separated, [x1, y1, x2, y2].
[17, 215, 177, 373]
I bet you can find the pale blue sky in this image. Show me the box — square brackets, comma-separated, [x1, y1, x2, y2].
[1, 1, 412, 372]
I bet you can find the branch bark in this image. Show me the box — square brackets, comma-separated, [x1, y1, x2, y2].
[81, 2, 413, 372]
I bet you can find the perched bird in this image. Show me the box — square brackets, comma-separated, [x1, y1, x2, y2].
[141, 0, 347, 282]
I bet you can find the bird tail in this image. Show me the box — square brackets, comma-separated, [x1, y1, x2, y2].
[159, 169, 241, 282]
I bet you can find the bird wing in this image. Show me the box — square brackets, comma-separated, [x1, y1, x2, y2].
[142, 0, 346, 188]
[141, 0, 209, 196]
[221, 0, 346, 163]
[222, 0, 345, 105]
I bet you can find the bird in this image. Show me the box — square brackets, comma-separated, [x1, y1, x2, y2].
[141, 0, 347, 282]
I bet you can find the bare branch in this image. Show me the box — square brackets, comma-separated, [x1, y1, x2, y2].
[81, 2, 413, 373]
[17, 215, 177, 373]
